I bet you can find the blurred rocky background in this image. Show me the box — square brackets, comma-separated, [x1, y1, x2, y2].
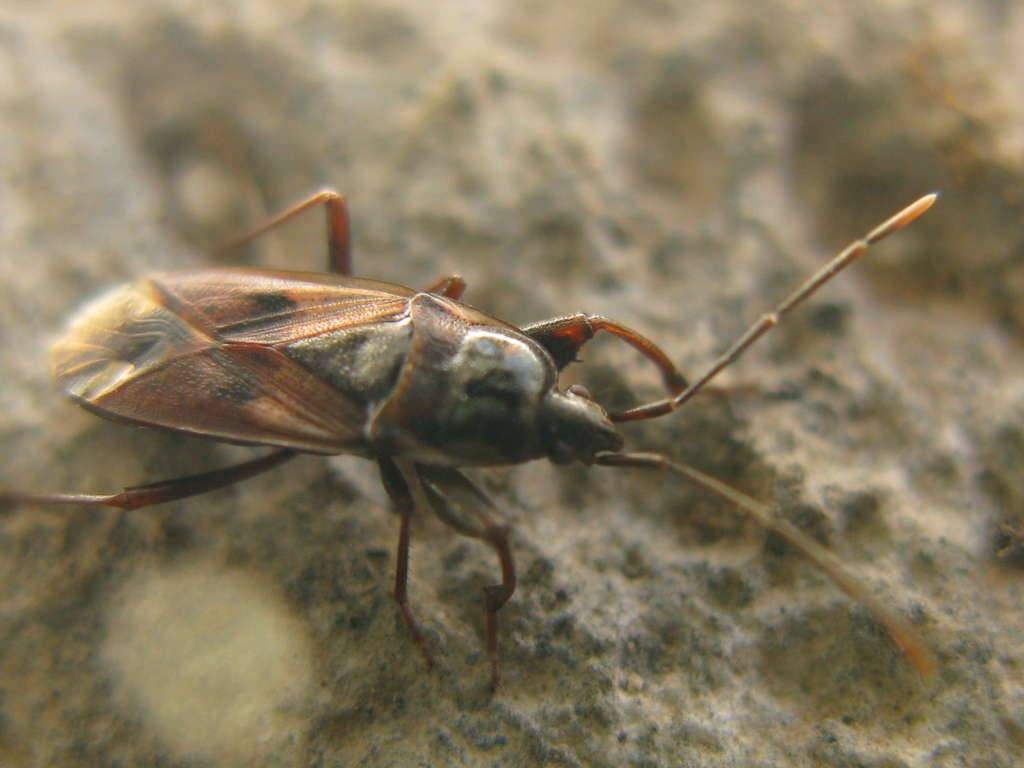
[1, 1, 1022, 766]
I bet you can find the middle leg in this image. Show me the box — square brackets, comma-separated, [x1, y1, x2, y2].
[414, 464, 516, 687]
[378, 458, 436, 670]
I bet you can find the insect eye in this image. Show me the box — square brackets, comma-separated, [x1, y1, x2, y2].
[567, 384, 593, 401]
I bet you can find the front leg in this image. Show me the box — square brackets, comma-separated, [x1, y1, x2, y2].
[414, 464, 516, 688]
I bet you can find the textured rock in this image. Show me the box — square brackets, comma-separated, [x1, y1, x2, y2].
[1, 1, 1022, 766]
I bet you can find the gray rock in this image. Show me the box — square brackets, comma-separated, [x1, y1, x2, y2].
[1, 1, 1021, 766]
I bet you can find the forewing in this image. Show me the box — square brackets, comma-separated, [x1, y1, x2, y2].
[81, 342, 369, 453]
[146, 269, 415, 344]
[51, 269, 415, 454]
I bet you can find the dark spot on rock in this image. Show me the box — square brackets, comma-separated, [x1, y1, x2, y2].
[807, 302, 849, 336]
[837, 490, 885, 537]
[706, 567, 754, 609]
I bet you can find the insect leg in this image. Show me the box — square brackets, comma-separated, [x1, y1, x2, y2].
[377, 457, 436, 670]
[0, 449, 297, 511]
[611, 193, 937, 423]
[218, 188, 353, 275]
[522, 314, 688, 394]
[594, 450, 936, 677]
[420, 274, 467, 299]
[414, 464, 516, 688]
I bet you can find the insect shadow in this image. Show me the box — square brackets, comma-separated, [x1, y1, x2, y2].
[1, 189, 937, 687]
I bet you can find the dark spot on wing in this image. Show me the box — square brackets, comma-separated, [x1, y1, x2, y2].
[249, 292, 299, 315]
[214, 379, 260, 404]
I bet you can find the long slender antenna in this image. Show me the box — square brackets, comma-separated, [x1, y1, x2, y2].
[596, 451, 937, 677]
[611, 194, 937, 422]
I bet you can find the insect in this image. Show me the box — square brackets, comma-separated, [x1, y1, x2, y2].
[1, 188, 937, 686]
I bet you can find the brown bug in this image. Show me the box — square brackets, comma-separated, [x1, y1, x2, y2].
[1, 189, 937, 686]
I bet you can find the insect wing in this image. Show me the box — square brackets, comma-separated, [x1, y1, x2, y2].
[148, 269, 415, 344]
[51, 269, 416, 454]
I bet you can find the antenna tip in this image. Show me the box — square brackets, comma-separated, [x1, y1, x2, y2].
[871, 192, 937, 239]
[910, 192, 938, 215]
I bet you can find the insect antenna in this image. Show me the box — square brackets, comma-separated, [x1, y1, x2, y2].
[595, 194, 939, 677]
[595, 451, 937, 677]
[608, 193, 937, 423]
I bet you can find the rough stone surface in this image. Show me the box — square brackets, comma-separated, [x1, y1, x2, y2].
[1, 1, 1022, 766]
